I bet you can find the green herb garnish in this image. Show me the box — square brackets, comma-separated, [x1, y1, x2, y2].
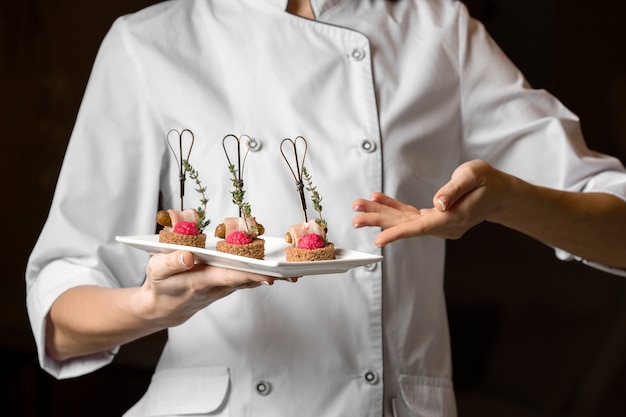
[182, 159, 210, 232]
[302, 165, 327, 231]
[228, 163, 252, 218]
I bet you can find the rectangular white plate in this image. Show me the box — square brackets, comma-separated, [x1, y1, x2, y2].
[116, 234, 383, 278]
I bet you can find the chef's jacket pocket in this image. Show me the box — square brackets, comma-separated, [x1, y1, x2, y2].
[123, 367, 230, 417]
[392, 374, 457, 417]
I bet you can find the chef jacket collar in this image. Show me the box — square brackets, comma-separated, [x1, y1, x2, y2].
[260, 0, 354, 18]
[263, 0, 288, 9]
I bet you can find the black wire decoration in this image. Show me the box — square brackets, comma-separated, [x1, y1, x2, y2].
[222, 134, 253, 217]
[280, 136, 308, 222]
[166, 128, 195, 210]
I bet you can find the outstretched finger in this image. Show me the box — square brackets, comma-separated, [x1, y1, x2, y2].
[373, 220, 432, 247]
[367, 192, 413, 211]
[374, 225, 411, 247]
[373, 208, 453, 246]
[352, 203, 412, 230]
[218, 266, 278, 287]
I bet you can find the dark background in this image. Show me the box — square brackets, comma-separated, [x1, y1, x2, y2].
[2, 1, 625, 416]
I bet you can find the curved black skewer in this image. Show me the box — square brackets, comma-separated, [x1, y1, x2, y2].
[222, 134, 252, 217]
[280, 136, 308, 222]
[166, 128, 195, 210]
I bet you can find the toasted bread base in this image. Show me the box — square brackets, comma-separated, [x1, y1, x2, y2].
[285, 243, 335, 262]
[216, 238, 265, 260]
[159, 230, 207, 248]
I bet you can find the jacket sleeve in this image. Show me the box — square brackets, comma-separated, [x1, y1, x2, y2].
[454, 3, 626, 276]
[25, 16, 166, 379]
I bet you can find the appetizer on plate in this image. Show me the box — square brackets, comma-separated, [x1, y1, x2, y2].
[157, 208, 208, 249]
[215, 134, 265, 259]
[281, 136, 335, 262]
[157, 129, 210, 248]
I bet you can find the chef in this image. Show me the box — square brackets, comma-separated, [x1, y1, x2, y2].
[26, 1, 626, 416]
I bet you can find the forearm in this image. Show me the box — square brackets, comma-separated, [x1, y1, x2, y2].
[45, 285, 163, 362]
[44, 252, 273, 362]
[491, 175, 626, 268]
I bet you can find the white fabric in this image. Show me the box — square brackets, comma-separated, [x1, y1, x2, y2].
[25, 0, 626, 416]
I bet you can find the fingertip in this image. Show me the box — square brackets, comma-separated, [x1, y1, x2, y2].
[178, 253, 188, 268]
[369, 192, 383, 202]
[436, 195, 449, 212]
[352, 203, 364, 212]
[178, 251, 194, 269]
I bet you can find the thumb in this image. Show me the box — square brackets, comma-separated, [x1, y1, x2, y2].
[433, 162, 483, 212]
[148, 250, 194, 280]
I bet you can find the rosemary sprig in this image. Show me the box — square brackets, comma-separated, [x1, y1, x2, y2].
[182, 159, 211, 232]
[228, 163, 252, 218]
[302, 165, 327, 230]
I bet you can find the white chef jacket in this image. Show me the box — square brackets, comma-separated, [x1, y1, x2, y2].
[26, 0, 626, 416]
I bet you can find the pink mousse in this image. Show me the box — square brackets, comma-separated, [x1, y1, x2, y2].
[226, 231, 253, 245]
[298, 233, 325, 249]
[173, 221, 200, 235]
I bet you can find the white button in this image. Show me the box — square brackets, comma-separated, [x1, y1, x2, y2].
[351, 48, 366, 61]
[361, 139, 376, 153]
[364, 263, 378, 272]
[249, 137, 262, 152]
[363, 370, 379, 385]
[255, 380, 271, 396]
